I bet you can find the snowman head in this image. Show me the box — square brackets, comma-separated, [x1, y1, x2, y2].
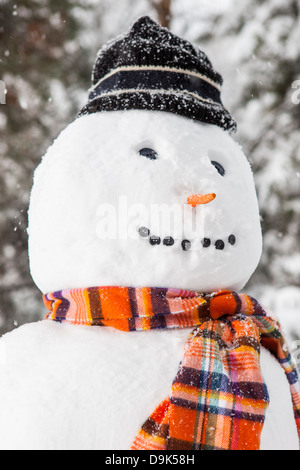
[28, 17, 262, 294]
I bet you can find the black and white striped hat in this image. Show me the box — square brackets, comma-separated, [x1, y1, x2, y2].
[79, 16, 236, 133]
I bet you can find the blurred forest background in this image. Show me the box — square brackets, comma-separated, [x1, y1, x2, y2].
[0, 0, 299, 346]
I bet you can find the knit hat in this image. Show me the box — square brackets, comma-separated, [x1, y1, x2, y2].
[79, 16, 236, 133]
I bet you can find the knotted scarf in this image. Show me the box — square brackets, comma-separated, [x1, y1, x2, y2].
[43, 287, 300, 450]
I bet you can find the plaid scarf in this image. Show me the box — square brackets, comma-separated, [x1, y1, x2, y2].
[43, 287, 300, 450]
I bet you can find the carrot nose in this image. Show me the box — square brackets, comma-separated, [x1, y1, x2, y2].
[187, 193, 216, 207]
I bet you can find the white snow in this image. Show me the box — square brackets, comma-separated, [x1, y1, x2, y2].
[0, 321, 190, 450]
[260, 347, 299, 450]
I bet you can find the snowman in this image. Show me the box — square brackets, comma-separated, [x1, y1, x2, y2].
[0, 16, 299, 450]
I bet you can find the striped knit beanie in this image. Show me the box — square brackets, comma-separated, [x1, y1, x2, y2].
[79, 16, 236, 133]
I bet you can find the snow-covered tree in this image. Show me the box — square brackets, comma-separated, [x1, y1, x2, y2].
[222, 0, 300, 292]
[173, 0, 300, 291]
[0, 0, 97, 333]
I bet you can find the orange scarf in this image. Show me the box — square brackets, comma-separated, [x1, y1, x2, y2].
[44, 287, 300, 450]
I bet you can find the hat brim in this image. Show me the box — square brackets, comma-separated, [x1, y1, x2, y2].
[78, 90, 237, 133]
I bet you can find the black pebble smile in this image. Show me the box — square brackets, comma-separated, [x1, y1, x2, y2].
[138, 227, 150, 238]
[138, 228, 236, 251]
[202, 238, 211, 248]
[202, 235, 236, 250]
[149, 235, 161, 246]
[163, 237, 175, 246]
[182, 240, 192, 251]
[215, 239, 225, 250]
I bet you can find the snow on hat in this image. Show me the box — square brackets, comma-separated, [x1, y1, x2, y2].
[79, 16, 236, 133]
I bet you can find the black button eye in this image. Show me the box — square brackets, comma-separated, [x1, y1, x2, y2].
[139, 148, 158, 160]
[211, 161, 225, 176]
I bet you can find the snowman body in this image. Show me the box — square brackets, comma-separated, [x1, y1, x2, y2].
[0, 110, 298, 450]
[0, 321, 297, 450]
